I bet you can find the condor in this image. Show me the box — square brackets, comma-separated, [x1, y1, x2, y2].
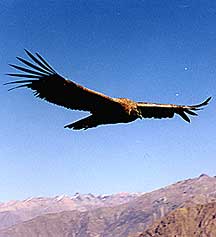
[5, 50, 211, 130]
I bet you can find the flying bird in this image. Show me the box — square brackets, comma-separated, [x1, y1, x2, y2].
[5, 50, 211, 130]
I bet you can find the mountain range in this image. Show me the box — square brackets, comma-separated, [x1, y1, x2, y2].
[0, 192, 142, 230]
[0, 174, 215, 237]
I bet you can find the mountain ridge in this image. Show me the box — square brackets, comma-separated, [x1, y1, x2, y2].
[0, 174, 215, 237]
[0, 192, 143, 230]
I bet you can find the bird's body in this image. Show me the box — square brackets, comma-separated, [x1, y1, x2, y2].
[109, 98, 141, 122]
[5, 50, 211, 130]
[65, 98, 141, 129]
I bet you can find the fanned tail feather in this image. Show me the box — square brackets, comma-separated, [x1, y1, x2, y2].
[64, 115, 99, 130]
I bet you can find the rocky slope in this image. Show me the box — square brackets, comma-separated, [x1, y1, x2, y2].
[139, 202, 216, 237]
[0, 174, 215, 237]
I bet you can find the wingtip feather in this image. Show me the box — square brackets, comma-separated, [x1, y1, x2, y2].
[4, 79, 33, 85]
[178, 111, 191, 123]
[7, 84, 30, 91]
[193, 96, 212, 108]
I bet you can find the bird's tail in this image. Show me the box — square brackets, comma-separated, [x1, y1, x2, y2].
[64, 115, 99, 130]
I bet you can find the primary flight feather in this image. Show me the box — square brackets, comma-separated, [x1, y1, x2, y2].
[5, 50, 211, 130]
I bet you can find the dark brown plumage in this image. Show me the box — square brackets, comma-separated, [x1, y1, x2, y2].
[5, 50, 211, 130]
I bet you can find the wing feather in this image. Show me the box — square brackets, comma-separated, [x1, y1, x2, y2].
[25, 49, 56, 73]
[5, 50, 121, 113]
[137, 97, 211, 122]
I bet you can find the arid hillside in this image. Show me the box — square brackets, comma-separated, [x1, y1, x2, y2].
[139, 202, 216, 237]
[0, 174, 215, 237]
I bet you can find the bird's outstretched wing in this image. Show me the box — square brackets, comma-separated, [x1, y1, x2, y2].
[5, 50, 121, 113]
[137, 97, 211, 122]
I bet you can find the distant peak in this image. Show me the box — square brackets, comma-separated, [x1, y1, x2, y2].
[55, 195, 69, 201]
[199, 173, 209, 178]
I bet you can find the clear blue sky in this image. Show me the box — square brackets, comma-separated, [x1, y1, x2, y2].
[0, 0, 215, 202]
